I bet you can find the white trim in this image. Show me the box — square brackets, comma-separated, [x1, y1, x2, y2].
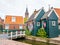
[48, 10, 53, 17]
[34, 10, 41, 19]
[54, 9, 59, 18]
[34, 8, 45, 19]
[48, 9, 59, 18]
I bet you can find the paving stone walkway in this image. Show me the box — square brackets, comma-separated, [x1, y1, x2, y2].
[0, 38, 31, 45]
[51, 37, 60, 41]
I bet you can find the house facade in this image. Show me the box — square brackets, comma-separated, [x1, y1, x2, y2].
[27, 7, 45, 36]
[4, 15, 24, 31]
[54, 8, 60, 36]
[27, 7, 60, 38]
[41, 8, 59, 38]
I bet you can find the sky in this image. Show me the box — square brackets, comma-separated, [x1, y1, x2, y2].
[0, 0, 60, 19]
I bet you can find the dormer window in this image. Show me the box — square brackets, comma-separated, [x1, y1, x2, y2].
[12, 17, 16, 22]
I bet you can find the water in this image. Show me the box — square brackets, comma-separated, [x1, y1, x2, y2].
[13, 38, 57, 45]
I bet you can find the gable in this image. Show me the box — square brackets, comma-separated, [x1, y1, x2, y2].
[49, 11, 58, 20]
[28, 9, 40, 21]
[35, 9, 45, 21]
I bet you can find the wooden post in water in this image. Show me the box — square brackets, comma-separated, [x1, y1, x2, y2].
[11, 32, 12, 40]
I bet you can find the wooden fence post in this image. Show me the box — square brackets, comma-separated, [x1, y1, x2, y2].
[16, 31, 18, 38]
[11, 32, 12, 40]
[7, 30, 8, 35]
[24, 31, 25, 35]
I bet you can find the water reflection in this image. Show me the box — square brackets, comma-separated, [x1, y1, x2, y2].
[13, 38, 57, 45]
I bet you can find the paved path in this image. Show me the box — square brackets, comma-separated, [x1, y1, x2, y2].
[0, 38, 31, 45]
[51, 37, 60, 41]
[0, 34, 8, 39]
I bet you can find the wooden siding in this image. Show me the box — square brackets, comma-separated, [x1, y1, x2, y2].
[32, 9, 45, 36]
[47, 11, 58, 38]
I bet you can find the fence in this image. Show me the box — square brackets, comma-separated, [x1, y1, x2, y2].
[0, 29, 25, 39]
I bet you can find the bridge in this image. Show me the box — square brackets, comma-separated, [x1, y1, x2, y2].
[0, 30, 25, 39]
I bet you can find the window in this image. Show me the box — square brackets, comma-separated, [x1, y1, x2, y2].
[5, 24, 9, 29]
[37, 22, 40, 26]
[59, 25, 60, 29]
[12, 17, 16, 22]
[52, 21, 56, 26]
[19, 25, 23, 29]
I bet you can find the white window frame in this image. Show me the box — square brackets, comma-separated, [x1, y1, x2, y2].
[19, 25, 23, 29]
[52, 21, 56, 26]
[59, 25, 60, 30]
[12, 17, 16, 22]
[5, 24, 9, 29]
[37, 22, 40, 26]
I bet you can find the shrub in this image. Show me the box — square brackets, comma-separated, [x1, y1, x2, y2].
[36, 28, 47, 38]
[25, 28, 31, 36]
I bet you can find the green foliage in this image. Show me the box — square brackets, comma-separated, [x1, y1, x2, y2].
[25, 28, 31, 36]
[0, 25, 3, 30]
[24, 18, 28, 23]
[36, 28, 47, 38]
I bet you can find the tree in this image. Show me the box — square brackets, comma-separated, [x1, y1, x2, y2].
[24, 18, 28, 23]
[36, 28, 47, 38]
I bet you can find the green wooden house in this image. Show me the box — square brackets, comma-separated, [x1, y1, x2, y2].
[27, 7, 45, 36]
[41, 8, 59, 38]
[27, 7, 60, 38]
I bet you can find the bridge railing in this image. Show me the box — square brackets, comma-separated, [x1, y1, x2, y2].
[2, 29, 25, 39]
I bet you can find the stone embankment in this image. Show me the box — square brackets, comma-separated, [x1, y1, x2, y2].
[26, 36, 60, 45]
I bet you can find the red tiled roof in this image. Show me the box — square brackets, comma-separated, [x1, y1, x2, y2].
[5, 15, 24, 24]
[54, 8, 60, 23]
[54, 8, 60, 19]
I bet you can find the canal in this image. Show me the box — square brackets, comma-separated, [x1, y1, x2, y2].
[13, 38, 57, 45]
